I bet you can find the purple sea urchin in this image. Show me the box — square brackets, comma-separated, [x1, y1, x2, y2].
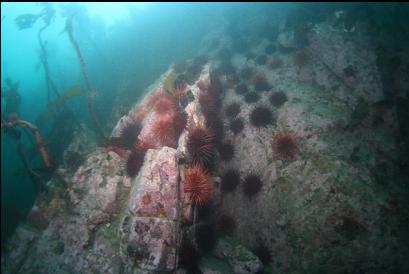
[269, 91, 287, 107]
[225, 102, 241, 118]
[244, 92, 260, 103]
[217, 143, 234, 161]
[126, 148, 146, 177]
[195, 223, 217, 252]
[252, 72, 270, 91]
[268, 57, 283, 70]
[243, 174, 262, 198]
[217, 212, 236, 235]
[230, 118, 244, 134]
[239, 67, 254, 80]
[250, 107, 274, 127]
[179, 240, 201, 272]
[221, 169, 240, 193]
[253, 243, 272, 264]
[119, 122, 142, 149]
[235, 83, 249, 95]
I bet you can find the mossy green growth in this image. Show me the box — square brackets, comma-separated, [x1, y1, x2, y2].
[221, 236, 260, 262]
[54, 241, 65, 255]
[199, 255, 233, 274]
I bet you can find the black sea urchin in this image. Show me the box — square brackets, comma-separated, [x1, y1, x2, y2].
[250, 107, 274, 127]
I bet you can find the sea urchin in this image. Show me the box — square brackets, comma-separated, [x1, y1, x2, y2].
[221, 169, 240, 193]
[187, 125, 216, 167]
[225, 102, 241, 118]
[184, 165, 212, 206]
[244, 92, 260, 103]
[230, 118, 244, 134]
[126, 148, 146, 177]
[250, 107, 274, 127]
[243, 174, 262, 198]
[271, 132, 300, 160]
[217, 143, 234, 161]
[151, 115, 175, 147]
[217, 212, 236, 235]
[269, 91, 287, 108]
[119, 122, 142, 149]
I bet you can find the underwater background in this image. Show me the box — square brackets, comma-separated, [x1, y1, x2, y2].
[1, 2, 409, 273]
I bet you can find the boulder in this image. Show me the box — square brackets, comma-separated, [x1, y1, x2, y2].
[213, 237, 263, 274]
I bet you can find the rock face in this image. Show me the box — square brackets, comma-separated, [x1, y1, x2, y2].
[308, 23, 384, 103]
[120, 147, 179, 272]
[214, 12, 405, 274]
[2, 6, 408, 274]
[2, 148, 126, 274]
[1, 58, 213, 273]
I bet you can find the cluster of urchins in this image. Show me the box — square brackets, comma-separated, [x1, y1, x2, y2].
[108, 51, 302, 272]
[176, 36, 310, 273]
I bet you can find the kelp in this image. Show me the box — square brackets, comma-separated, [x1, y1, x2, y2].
[36, 85, 85, 126]
[66, 18, 107, 142]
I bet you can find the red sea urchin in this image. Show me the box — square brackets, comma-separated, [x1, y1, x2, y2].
[184, 165, 212, 206]
[153, 96, 175, 114]
[271, 132, 300, 160]
[199, 91, 214, 116]
[173, 110, 188, 139]
[151, 115, 176, 147]
[187, 125, 216, 167]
